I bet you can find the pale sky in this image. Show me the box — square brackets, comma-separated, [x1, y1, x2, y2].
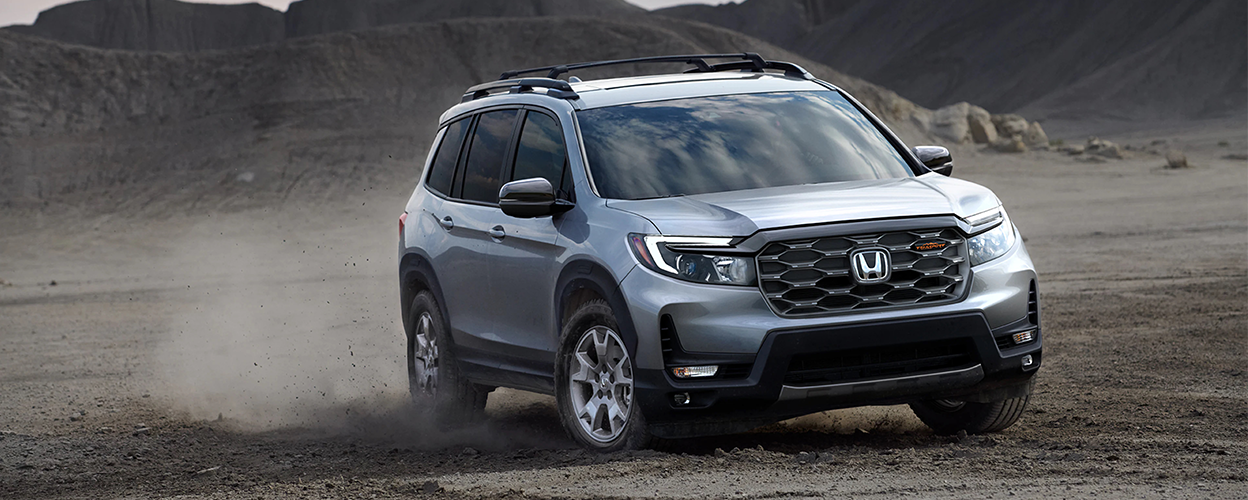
[0, 0, 735, 27]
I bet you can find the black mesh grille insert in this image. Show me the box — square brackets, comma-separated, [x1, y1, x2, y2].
[784, 338, 976, 386]
[758, 228, 969, 317]
[1028, 280, 1039, 326]
[660, 315, 677, 362]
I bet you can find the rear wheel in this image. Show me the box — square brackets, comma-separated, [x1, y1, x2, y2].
[555, 300, 654, 451]
[910, 395, 1030, 434]
[408, 291, 487, 426]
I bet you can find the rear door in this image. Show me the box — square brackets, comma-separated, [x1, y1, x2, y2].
[433, 108, 520, 347]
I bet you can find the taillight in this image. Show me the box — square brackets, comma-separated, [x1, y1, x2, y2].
[399, 212, 408, 236]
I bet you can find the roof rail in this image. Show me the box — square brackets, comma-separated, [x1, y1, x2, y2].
[461, 54, 816, 103]
[684, 59, 814, 80]
[461, 78, 579, 103]
[498, 53, 814, 81]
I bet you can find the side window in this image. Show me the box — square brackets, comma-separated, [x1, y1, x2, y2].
[511, 111, 570, 198]
[425, 118, 469, 195]
[460, 109, 519, 203]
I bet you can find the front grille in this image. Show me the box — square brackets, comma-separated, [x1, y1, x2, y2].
[757, 228, 969, 316]
[784, 338, 976, 386]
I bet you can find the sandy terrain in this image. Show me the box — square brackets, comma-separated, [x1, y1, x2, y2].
[0, 125, 1245, 498]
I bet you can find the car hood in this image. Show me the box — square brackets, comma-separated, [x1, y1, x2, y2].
[605, 175, 1000, 236]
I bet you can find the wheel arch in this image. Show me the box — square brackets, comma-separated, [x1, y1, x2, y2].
[554, 259, 640, 356]
[399, 250, 450, 341]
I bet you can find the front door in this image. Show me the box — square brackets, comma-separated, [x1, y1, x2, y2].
[486, 109, 573, 370]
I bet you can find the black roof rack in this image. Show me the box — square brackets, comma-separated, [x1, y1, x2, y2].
[460, 78, 579, 103]
[462, 53, 815, 102]
[499, 53, 812, 81]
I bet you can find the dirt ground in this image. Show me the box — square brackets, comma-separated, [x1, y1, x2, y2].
[1, 125, 1245, 499]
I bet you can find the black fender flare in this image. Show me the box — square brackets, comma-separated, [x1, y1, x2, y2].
[553, 259, 639, 357]
[398, 251, 450, 342]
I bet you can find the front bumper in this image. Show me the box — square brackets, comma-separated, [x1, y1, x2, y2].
[634, 311, 1040, 438]
[618, 234, 1041, 439]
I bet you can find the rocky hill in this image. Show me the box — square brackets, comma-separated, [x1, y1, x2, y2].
[4, 0, 285, 52]
[3, 0, 645, 52]
[658, 0, 1247, 122]
[0, 16, 943, 210]
[283, 0, 644, 38]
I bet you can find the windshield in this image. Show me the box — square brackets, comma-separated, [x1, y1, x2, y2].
[577, 91, 914, 200]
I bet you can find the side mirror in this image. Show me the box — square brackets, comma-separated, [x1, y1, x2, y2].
[499, 177, 573, 218]
[912, 146, 953, 176]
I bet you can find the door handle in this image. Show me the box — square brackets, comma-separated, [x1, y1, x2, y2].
[487, 225, 506, 240]
[438, 216, 454, 230]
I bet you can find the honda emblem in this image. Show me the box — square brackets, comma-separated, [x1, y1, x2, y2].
[850, 248, 891, 284]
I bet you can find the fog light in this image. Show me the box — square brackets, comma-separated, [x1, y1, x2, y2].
[1021, 354, 1034, 367]
[671, 365, 718, 379]
[1012, 330, 1035, 344]
[673, 393, 691, 406]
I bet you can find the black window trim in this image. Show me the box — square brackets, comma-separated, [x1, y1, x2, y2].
[424, 105, 525, 207]
[423, 116, 473, 198]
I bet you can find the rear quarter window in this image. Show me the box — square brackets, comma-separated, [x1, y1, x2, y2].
[425, 118, 469, 195]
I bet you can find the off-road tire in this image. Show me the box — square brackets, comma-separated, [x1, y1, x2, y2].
[910, 395, 1030, 435]
[408, 291, 487, 427]
[554, 299, 656, 452]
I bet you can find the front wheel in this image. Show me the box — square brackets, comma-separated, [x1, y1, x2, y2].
[910, 395, 1030, 434]
[554, 300, 654, 451]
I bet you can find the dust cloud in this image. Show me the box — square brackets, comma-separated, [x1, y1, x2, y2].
[149, 207, 415, 436]
[144, 206, 572, 450]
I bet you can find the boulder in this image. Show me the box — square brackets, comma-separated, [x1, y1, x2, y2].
[1086, 137, 1127, 159]
[931, 102, 972, 144]
[1023, 122, 1049, 149]
[1062, 144, 1085, 155]
[967, 105, 997, 144]
[1165, 150, 1188, 169]
[991, 135, 1028, 153]
[991, 114, 1029, 137]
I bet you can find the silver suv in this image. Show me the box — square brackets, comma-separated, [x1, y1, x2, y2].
[398, 54, 1042, 451]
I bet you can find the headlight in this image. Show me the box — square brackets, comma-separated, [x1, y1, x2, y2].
[628, 234, 756, 286]
[967, 209, 1016, 266]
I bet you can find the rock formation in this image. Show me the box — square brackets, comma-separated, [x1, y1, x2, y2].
[927, 103, 1048, 152]
[5, 0, 284, 52]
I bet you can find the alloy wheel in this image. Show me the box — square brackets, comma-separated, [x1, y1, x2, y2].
[567, 326, 634, 442]
[413, 312, 439, 396]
